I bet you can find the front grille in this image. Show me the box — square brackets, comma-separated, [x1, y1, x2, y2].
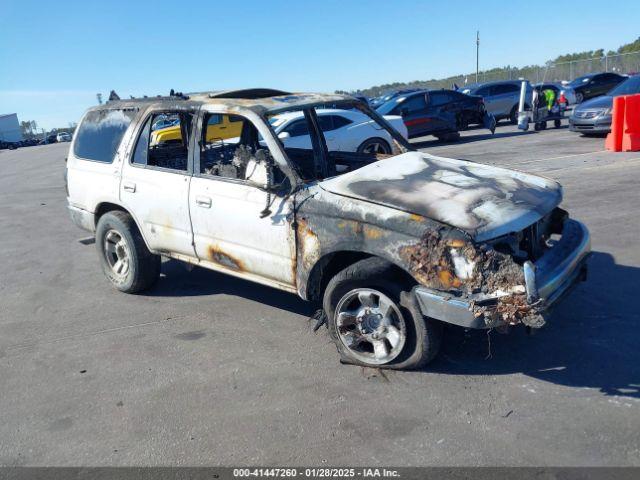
[575, 109, 602, 119]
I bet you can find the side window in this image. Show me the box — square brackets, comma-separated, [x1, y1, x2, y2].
[132, 117, 151, 165]
[74, 109, 136, 163]
[284, 119, 309, 137]
[428, 92, 452, 107]
[199, 112, 281, 184]
[401, 94, 427, 114]
[317, 115, 334, 132]
[131, 111, 192, 171]
[494, 84, 518, 95]
[476, 87, 490, 96]
[331, 115, 352, 130]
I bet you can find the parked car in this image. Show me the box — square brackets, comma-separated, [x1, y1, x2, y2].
[375, 89, 489, 140]
[151, 113, 244, 145]
[20, 138, 40, 147]
[569, 74, 640, 135]
[0, 140, 20, 150]
[369, 89, 422, 108]
[567, 72, 627, 103]
[460, 80, 531, 124]
[66, 89, 590, 369]
[56, 132, 72, 142]
[269, 108, 407, 155]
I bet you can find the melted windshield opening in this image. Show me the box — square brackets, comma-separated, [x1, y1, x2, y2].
[267, 101, 411, 182]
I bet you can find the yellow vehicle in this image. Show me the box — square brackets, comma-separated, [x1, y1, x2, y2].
[150, 114, 244, 145]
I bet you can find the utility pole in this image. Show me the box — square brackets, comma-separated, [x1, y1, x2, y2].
[476, 31, 480, 83]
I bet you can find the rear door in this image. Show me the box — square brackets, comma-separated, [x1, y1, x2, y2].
[491, 84, 519, 117]
[397, 93, 430, 138]
[477, 86, 499, 116]
[426, 91, 457, 131]
[119, 109, 196, 257]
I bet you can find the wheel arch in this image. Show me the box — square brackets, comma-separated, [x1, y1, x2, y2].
[94, 202, 154, 251]
[302, 249, 415, 304]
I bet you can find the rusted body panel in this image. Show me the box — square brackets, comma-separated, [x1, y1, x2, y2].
[293, 185, 443, 300]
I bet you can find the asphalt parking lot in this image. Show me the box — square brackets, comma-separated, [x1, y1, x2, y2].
[1, 121, 639, 466]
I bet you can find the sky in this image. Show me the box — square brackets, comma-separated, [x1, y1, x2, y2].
[1, 0, 639, 130]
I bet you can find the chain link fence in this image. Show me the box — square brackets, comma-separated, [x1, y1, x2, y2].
[361, 51, 640, 96]
[433, 51, 640, 89]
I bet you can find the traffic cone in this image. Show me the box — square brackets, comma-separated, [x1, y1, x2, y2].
[605, 96, 625, 152]
[621, 94, 640, 152]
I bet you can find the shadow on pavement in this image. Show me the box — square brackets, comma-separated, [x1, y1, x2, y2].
[149, 259, 312, 317]
[411, 129, 535, 149]
[428, 251, 640, 399]
[147, 252, 639, 399]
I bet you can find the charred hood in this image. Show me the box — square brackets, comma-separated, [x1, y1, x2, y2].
[319, 152, 562, 242]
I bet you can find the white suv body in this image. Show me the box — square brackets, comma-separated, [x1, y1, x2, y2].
[66, 89, 590, 369]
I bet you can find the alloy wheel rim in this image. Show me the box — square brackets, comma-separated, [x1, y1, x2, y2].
[363, 142, 387, 154]
[335, 288, 406, 365]
[104, 229, 130, 279]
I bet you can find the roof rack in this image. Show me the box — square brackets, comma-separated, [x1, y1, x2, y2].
[106, 89, 190, 103]
[208, 88, 291, 100]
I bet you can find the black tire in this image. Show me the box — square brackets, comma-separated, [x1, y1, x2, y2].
[95, 211, 161, 293]
[357, 137, 391, 155]
[323, 257, 443, 370]
[435, 131, 461, 142]
[575, 92, 584, 104]
[456, 114, 469, 131]
[554, 119, 562, 128]
[509, 104, 519, 124]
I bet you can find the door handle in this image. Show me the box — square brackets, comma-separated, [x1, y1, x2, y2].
[195, 195, 212, 208]
[123, 182, 136, 193]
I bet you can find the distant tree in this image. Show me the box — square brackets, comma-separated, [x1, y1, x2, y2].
[617, 37, 640, 54]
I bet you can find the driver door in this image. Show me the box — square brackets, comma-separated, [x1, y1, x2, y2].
[189, 111, 296, 288]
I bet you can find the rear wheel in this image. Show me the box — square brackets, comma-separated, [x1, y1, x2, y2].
[435, 131, 460, 142]
[357, 138, 391, 155]
[509, 104, 519, 124]
[96, 211, 160, 293]
[323, 258, 443, 370]
[456, 114, 469, 130]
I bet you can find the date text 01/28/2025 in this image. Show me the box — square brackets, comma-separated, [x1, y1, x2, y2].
[232, 468, 400, 477]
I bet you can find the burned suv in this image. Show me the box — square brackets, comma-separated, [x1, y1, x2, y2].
[66, 88, 590, 369]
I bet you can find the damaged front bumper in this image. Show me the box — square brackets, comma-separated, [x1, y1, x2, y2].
[413, 219, 591, 329]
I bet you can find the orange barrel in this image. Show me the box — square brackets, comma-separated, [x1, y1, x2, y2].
[622, 94, 640, 152]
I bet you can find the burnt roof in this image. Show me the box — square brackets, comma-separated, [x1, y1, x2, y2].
[98, 88, 354, 115]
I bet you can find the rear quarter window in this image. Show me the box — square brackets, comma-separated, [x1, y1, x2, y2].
[73, 109, 137, 163]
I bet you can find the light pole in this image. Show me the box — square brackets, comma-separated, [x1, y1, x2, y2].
[476, 31, 480, 83]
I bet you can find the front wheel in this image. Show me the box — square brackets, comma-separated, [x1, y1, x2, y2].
[357, 138, 391, 155]
[323, 258, 442, 370]
[96, 211, 161, 293]
[575, 92, 584, 104]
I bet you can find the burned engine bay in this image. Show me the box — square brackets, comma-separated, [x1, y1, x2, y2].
[399, 208, 568, 328]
